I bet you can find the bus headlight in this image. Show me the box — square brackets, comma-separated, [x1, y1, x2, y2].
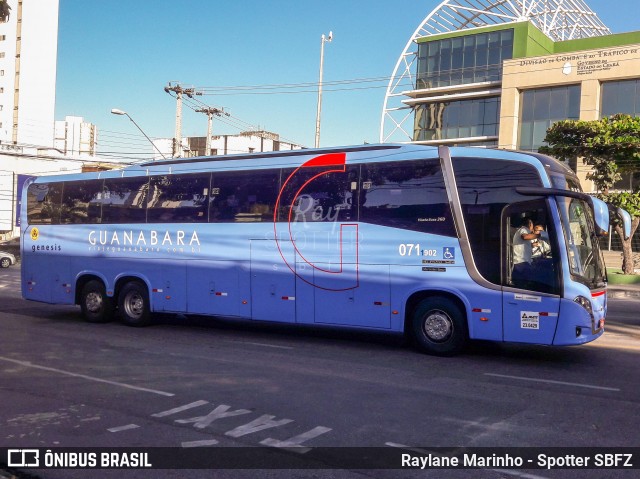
[573, 296, 596, 337]
[574, 295, 594, 320]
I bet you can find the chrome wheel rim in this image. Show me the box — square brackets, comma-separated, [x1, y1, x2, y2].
[422, 309, 453, 342]
[124, 291, 144, 319]
[85, 291, 103, 313]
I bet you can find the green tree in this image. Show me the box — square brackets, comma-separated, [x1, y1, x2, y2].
[540, 114, 640, 274]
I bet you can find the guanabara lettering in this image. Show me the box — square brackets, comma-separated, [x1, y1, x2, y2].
[88, 230, 201, 247]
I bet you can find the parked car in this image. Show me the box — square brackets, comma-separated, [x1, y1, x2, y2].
[0, 237, 20, 259]
[0, 251, 16, 268]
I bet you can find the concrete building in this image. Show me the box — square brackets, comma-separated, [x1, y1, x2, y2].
[54, 116, 98, 157]
[380, 0, 640, 193]
[152, 130, 303, 161]
[0, 0, 59, 148]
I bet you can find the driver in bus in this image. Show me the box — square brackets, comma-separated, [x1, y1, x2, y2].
[512, 217, 541, 287]
[532, 224, 551, 259]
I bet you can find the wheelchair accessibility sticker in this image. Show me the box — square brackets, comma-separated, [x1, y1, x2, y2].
[443, 247, 455, 260]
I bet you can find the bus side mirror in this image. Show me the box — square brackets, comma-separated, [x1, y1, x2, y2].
[616, 207, 632, 241]
[589, 197, 609, 237]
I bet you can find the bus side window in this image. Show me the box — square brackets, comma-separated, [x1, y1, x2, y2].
[360, 160, 455, 236]
[147, 174, 211, 223]
[101, 177, 149, 224]
[60, 180, 104, 224]
[278, 165, 358, 224]
[503, 202, 559, 295]
[27, 182, 63, 225]
[209, 170, 279, 223]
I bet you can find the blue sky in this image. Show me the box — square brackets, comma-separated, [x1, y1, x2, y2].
[55, 0, 640, 160]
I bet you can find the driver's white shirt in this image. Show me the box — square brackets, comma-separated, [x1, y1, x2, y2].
[513, 226, 532, 264]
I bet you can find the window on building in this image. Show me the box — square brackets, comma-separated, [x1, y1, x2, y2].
[518, 85, 581, 152]
[416, 29, 513, 89]
[601, 79, 640, 118]
[413, 96, 500, 141]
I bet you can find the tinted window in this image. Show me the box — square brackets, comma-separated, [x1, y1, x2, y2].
[519, 85, 580, 151]
[278, 165, 358, 223]
[101, 177, 149, 224]
[453, 157, 543, 284]
[416, 28, 513, 89]
[147, 174, 210, 223]
[360, 160, 456, 236]
[26, 182, 63, 225]
[601, 79, 640, 117]
[61, 180, 104, 224]
[210, 170, 279, 223]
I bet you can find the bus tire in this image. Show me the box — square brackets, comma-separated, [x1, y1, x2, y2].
[80, 280, 114, 323]
[411, 297, 467, 356]
[118, 281, 151, 327]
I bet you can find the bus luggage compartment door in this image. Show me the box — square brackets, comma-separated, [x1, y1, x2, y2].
[313, 264, 391, 329]
[250, 240, 296, 323]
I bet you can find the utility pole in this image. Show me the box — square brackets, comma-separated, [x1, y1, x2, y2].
[164, 82, 199, 157]
[315, 31, 333, 148]
[195, 106, 226, 156]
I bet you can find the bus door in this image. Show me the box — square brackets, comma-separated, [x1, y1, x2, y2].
[250, 239, 296, 323]
[502, 200, 561, 344]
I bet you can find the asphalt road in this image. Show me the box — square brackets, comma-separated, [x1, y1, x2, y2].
[0, 265, 639, 479]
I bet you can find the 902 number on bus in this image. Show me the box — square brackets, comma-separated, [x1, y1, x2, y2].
[398, 244, 437, 257]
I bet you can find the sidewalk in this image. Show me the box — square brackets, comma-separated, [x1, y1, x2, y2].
[607, 283, 640, 299]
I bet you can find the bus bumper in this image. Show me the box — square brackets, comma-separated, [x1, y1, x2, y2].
[553, 295, 605, 346]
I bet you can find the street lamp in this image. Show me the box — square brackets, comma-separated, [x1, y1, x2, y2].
[314, 31, 333, 148]
[110, 108, 168, 160]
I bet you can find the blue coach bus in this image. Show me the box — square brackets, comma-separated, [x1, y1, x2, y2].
[20, 144, 619, 355]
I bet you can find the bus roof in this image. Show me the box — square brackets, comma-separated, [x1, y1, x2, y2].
[32, 144, 569, 183]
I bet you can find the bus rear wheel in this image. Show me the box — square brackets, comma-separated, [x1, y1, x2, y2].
[411, 297, 467, 356]
[118, 281, 151, 327]
[80, 280, 114, 323]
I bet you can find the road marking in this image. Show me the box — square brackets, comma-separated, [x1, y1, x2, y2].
[181, 439, 220, 448]
[484, 373, 620, 392]
[224, 340, 294, 350]
[152, 400, 209, 418]
[108, 424, 140, 433]
[0, 356, 175, 397]
[261, 426, 332, 454]
[225, 414, 293, 438]
[385, 443, 550, 479]
[176, 404, 252, 429]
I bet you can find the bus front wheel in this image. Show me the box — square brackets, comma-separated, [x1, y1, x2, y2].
[118, 281, 151, 327]
[411, 297, 467, 356]
[80, 280, 114, 323]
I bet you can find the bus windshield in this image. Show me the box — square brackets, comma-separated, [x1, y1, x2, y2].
[557, 196, 606, 288]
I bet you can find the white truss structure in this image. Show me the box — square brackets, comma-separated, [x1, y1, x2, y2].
[380, 0, 610, 143]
